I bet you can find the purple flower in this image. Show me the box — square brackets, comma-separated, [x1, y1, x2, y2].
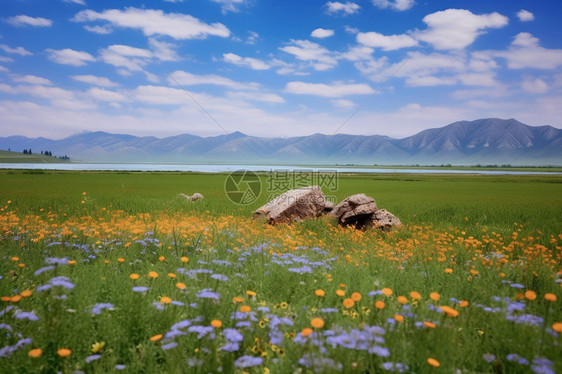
[14, 311, 39, 321]
[34, 265, 55, 276]
[162, 342, 178, 350]
[91, 303, 114, 315]
[223, 328, 243, 343]
[45, 257, 69, 265]
[483, 353, 496, 363]
[132, 286, 150, 293]
[507, 353, 529, 365]
[211, 274, 229, 282]
[196, 289, 220, 300]
[234, 355, 264, 368]
[220, 342, 240, 352]
[188, 325, 215, 339]
[49, 276, 75, 289]
[382, 362, 409, 372]
[0, 323, 12, 331]
[85, 354, 101, 363]
[115, 364, 126, 370]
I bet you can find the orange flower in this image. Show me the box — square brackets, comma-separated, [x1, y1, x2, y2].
[394, 314, 404, 322]
[459, 300, 469, 308]
[148, 271, 158, 279]
[150, 334, 163, 342]
[11, 256, 19, 262]
[375, 300, 385, 310]
[544, 293, 557, 302]
[440, 305, 459, 317]
[552, 322, 562, 333]
[301, 328, 313, 337]
[180, 256, 189, 263]
[429, 292, 440, 301]
[68, 260, 76, 266]
[410, 291, 421, 300]
[397, 296, 408, 304]
[10, 295, 22, 303]
[168, 273, 176, 278]
[176, 282, 186, 290]
[211, 319, 222, 328]
[343, 298, 355, 308]
[130, 273, 140, 280]
[57, 348, 72, 357]
[351, 292, 362, 302]
[232, 297, 243, 303]
[336, 289, 345, 297]
[1, 296, 10, 302]
[381, 288, 393, 296]
[160, 296, 172, 304]
[18, 264, 25, 268]
[117, 258, 125, 263]
[240, 305, 251, 313]
[246, 290, 257, 297]
[444, 268, 453, 274]
[427, 358, 440, 367]
[28, 348, 42, 358]
[339, 283, 346, 288]
[423, 321, 436, 328]
[311, 318, 324, 328]
[525, 290, 537, 301]
[158, 256, 165, 262]
[315, 289, 325, 297]
[21, 290, 33, 298]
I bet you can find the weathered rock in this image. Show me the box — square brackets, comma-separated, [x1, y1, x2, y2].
[368, 209, 402, 231]
[253, 186, 326, 224]
[329, 194, 378, 228]
[323, 200, 335, 213]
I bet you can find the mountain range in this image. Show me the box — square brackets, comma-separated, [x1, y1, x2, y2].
[1, 118, 561, 165]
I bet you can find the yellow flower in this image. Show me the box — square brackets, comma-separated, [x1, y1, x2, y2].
[410, 291, 421, 300]
[343, 298, 355, 309]
[375, 300, 385, 310]
[150, 334, 163, 342]
[315, 289, 325, 297]
[148, 271, 158, 279]
[381, 288, 393, 296]
[544, 293, 557, 302]
[311, 317, 325, 328]
[397, 296, 408, 304]
[211, 319, 222, 328]
[429, 292, 440, 301]
[351, 292, 361, 302]
[280, 302, 288, 309]
[427, 358, 440, 367]
[130, 273, 140, 280]
[57, 348, 72, 357]
[525, 290, 537, 300]
[28, 348, 42, 358]
[91, 341, 105, 353]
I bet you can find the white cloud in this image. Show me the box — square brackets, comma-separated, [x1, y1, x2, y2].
[46, 48, 96, 66]
[331, 99, 355, 109]
[0, 65, 8, 72]
[6, 15, 53, 27]
[210, 0, 245, 14]
[340, 46, 375, 62]
[372, 0, 415, 11]
[356, 31, 418, 50]
[63, 0, 86, 5]
[13, 75, 52, 85]
[280, 40, 338, 71]
[149, 38, 179, 61]
[71, 75, 118, 88]
[325, 2, 360, 16]
[311, 28, 334, 39]
[0, 56, 13, 63]
[521, 78, 548, 94]
[285, 81, 374, 97]
[0, 83, 94, 110]
[133, 85, 190, 105]
[456, 72, 497, 87]
[416, 9, 508, 50]
[226, 91, 285, 104]
[223, 53, 270, 70]
[516, 10, 534, 22]
[99, 45, 151, 72]
[479, 33, 562, 70]
[0, 44, 32, 56]
[170, 70, 258, 90]
[73, 7, 230, 40]
[246, 31, 259, 45]
[84, 25, 112, 34]
[88, 87, 128, 102]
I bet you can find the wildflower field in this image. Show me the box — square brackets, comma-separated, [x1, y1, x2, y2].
[1, 170, 561, 373]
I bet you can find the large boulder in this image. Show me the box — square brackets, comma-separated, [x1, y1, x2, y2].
[253, 186, 327, 224]
[330, 194, 402, 231]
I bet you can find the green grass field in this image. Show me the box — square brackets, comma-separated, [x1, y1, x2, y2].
[1, 170, 561, 373]
[0, 150, 70, 164]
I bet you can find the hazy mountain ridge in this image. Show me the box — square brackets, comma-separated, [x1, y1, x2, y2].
[1, 118, 561, 165]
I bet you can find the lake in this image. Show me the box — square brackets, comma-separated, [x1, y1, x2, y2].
[0, 163, 561, 175]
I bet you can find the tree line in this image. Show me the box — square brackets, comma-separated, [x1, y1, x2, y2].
[21, 149, 69, 159]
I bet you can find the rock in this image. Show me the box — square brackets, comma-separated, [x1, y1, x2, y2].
[329, 194, 377, 228]
[191, 193, 204, 201]
[253, 186, 326, 224]
[368, 209, 402, 231]
[323, 200, 335, 213]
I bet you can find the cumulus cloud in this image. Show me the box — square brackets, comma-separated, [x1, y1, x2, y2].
[13, 75, 52, 85]
[516, 9, 534, 22]
[0, 44, 32, 56]
[416, 9, 508, 50]
[149, 38, 179, 61]
[356, 31, 418, 50]
[521, 78, 548, 94]
[325, 2, 360, 16]
[311, 28, 335, 38]
[210, 0, 245, 14]
[73, 7, 230, 40]
[46, 48, 95, 66]
[6, 15, 53, 27]
[226, 91, 285, 103]
[71, 75, 119, 87]
[84, 25, 112, 34]
[280, 40, 338, 71]
[63, 0, 86, 5]
[87, 87, 128, 102]
[170, 71, 258, 91]
[99, 45, 151, 71]
[223, 53, 271, 70]
[285, 81, 374, 97]
[372, 0, 415, 11]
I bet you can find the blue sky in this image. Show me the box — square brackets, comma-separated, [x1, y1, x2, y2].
[1, 0, 561, 139]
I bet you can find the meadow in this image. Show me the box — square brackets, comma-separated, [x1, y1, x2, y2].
[0, 170, 561, 373]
